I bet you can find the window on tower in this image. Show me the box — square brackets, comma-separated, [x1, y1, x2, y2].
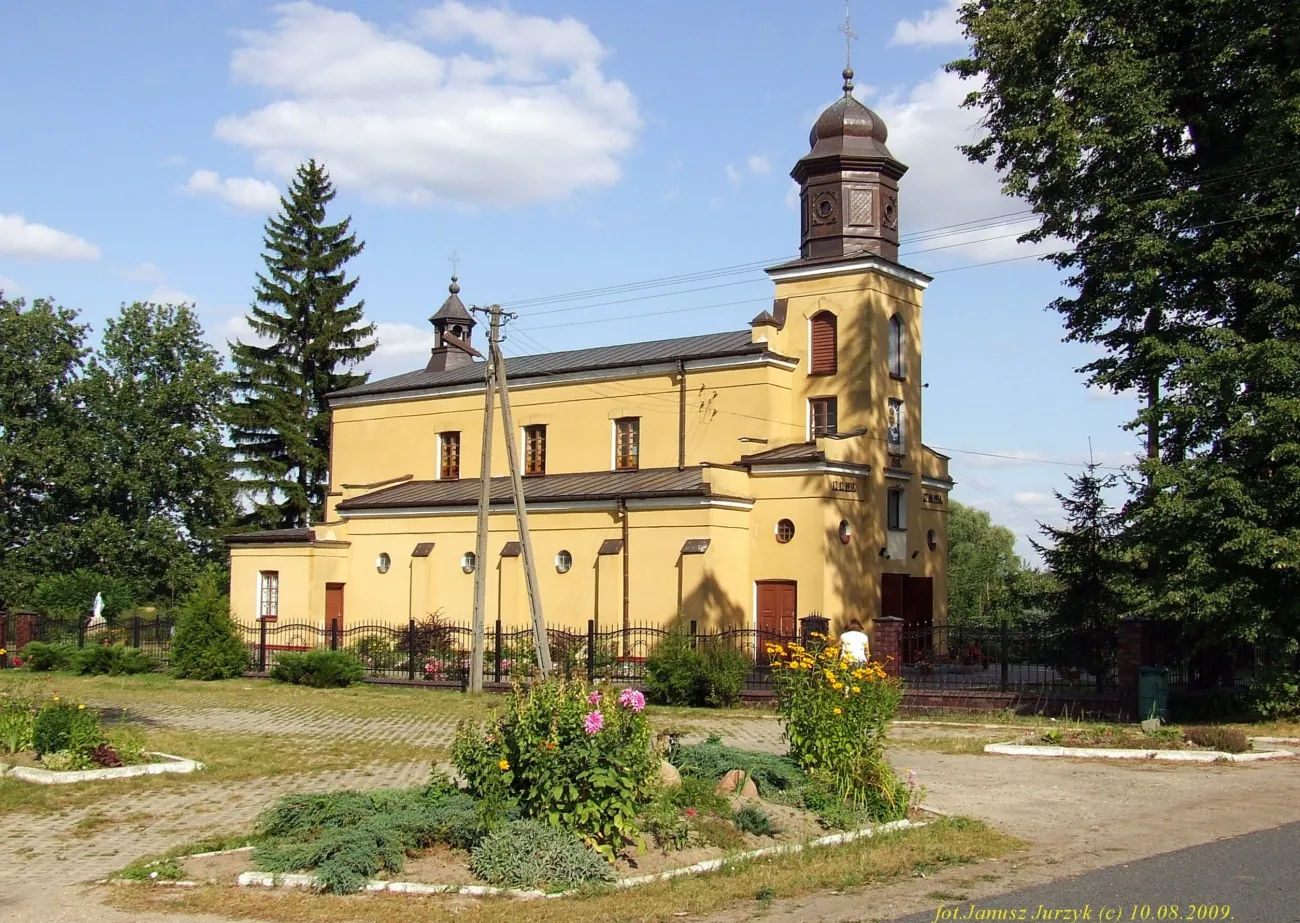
[614, 417, 640, 470]
[888, 314, 905, 378]
[810, 312, 837, 375]
[439, 431, 460, 480]
[810, 397, 838, 437]
[524, 424, 547, 476]
[887, 399, 904, 448]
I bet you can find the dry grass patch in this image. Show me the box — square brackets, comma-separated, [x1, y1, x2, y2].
[106, 817, 1021, 923]
[893, 735, 1009, 756]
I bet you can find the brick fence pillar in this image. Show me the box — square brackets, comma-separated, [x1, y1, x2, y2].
[872, 616, 904, 678]
[1117, 617, 1149, 721]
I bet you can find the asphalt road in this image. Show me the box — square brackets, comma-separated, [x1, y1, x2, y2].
[894, 821, 1300, 923]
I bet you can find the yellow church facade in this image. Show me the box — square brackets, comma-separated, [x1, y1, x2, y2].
[228, 67, 953, 642]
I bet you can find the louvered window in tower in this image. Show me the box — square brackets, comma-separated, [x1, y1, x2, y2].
[810, 312, 837, 375]
[524, 424, 547, 476]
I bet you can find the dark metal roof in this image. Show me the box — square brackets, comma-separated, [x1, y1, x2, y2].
[680, 538, 711, 555]
[411, 542, 435, 558]
[597, 538, 624, 555]
[500, 541, 521, 557]
[330, 330, 769, 400]
[225, 528, 318, 545]
[736, 442, 825, 466]
[337, 467, 744, 511]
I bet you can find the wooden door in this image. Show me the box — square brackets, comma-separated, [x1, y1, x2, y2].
[325, 584, 345, 647]
[756, 580, 797, 658]
[903, 576, 933, 665]
[880, 573, 906, 620]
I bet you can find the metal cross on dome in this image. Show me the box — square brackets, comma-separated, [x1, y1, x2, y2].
[838, 0, 858, 70]
[448, 250, 461, 277]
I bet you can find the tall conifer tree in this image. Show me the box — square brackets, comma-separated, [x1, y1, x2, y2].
[228, 160, 375, 528]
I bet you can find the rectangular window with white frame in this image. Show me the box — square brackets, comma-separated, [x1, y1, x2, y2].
[524, 424, 546, 476]
[438, 431, 460, 480]
[887, 398, 904, 448]
[258, 571, 280, 620]
[809, 396, 838, 438]
[613, 417, 639, 470]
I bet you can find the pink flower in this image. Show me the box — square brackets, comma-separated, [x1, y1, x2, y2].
[618, 688, 646, 712]
[685, 809, 698, 817]
[10, 657, 21, 668]
[583, 710, 604, 735]
[587, 690, 602, 705]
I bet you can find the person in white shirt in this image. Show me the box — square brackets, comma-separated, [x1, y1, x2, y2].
[839, 619, 870, 663]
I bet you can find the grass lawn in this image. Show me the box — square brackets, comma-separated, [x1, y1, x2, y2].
[106, 816, 1022, 923]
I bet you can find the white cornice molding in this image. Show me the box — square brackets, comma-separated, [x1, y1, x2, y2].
[746, 461, 873, 478]
[767, 256, 932, 290]
[330, 353, 798, 409]
[921, 476, 955, 491]
[340, 495, 755, 519]
[884, 468, 912, 482]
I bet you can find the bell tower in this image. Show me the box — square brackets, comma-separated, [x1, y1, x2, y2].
[425, 272, 480, 372]
[792, 66, 908, 263]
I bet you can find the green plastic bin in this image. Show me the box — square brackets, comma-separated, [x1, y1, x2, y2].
[1139, 666, 1169, 722]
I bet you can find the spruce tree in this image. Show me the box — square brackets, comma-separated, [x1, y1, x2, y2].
[1032, 464, 1129, 686]
[228, 160, 375, 528]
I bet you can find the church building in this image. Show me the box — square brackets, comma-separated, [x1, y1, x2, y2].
[227, 67, 954, 641]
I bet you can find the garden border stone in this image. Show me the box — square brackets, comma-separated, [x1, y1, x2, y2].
[226, 819, 926, 899]
[8, 752, 203, 784]
[984, 742, 1293, 763]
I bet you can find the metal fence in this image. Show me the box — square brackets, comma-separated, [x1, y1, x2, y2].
[0, 611, 815, 695]
[899, 621, 1119, 694]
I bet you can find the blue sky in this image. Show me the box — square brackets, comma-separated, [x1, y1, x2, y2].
[0, 0, 1139, 561]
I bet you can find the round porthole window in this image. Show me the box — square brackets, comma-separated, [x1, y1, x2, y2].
[838, 520, 852, 545]
[461, 551, 477, 574]
[775, 519, 795, 544]
[376, 552, 391, 574]
[555, 550, 573, 574]
[927, 529, 938, 551]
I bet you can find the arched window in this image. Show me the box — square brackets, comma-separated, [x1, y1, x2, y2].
[810, 312, 837, 375]
[888, 314, 904, 378]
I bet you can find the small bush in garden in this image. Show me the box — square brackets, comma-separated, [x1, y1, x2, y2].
[0, 696, 36, 754]
[1183, 726, 1250, 753]
[641, 794, 691, 852]
[69, 643, 155, 676]
[699, 644, 751, 707]
[733, 804, 778, 837]
[644, 629, 704, 706]
[269, 649, 365, 687]
[104, 724, 148, 764]
[669, 777, 734, 817]
[469, 820, 616, 891]
[19, 641, 78, 672]
[1247, 666, 1300, 720]
[41, 749, 92, 772]
[32, 699, 102, 756]
[690, 815, 744, 850]
[452, 680, 656, 854]
[170, 578, 248, 680]
[90, 744, 124, 768]
[671, 735, 807, 795]
[767, 636, 909, 820]
[349, 636, 400, 672]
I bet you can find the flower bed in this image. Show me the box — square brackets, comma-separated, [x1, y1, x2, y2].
[0, 678, 198, 781]
[985, 724, 1295, 762]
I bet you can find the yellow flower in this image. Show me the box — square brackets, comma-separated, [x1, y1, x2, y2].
[833, 707, 842, 715]
[52, 696, 60, 702]
[498, 760, 510, 771]
[78, 704, 86, 710]
[0, 648, 6, 656]
[852, 686, 861, 694]
[832, 682, 844, 690]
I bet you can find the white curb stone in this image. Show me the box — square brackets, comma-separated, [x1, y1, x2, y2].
[10, 752, 204, 784]
[231, 819, 926, 899]
[984, 743, 1292, 763]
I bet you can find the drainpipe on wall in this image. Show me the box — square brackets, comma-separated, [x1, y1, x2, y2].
[677, 360, 687, 470]
[618, 499, 630, 639]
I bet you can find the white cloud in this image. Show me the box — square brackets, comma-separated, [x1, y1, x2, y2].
[211, 1, 640, 207]
[868, 71, 1057, 261]
[746, 154, 771, 175]
[117, 261, 168, 283]
[891, 0, 965, 47]
[1012, 490, 1056, 510]
[185, 169, 282, 211]
[0, 214, 100, 261]
[725, 164, 742, 186]
[149, 285, 198, 305]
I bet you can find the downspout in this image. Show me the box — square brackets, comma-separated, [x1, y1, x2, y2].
[677, 360, 687, 470]
[619, 499, 630, 638]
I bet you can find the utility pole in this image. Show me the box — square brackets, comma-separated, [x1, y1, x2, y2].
[469, 305, 552, 681]
[468, 310, 497, 694]
[489, 315, 552, 677]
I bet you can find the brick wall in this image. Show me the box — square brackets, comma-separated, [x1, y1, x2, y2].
[872, 616, 903, 677]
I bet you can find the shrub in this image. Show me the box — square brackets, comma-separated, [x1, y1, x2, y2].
[170, 579, 248, 680]
[452, 680, 656, 853]
[671, 736, 807, 796]
[69, 643, 155, 676]
[690, 815, 744, 850]
[669, 777, 734, 817]
[767, 637, 908, 819]
[641, 794, 691, 851]
[104, 724, 148, 764]
[254, 787, 498, 894]
[469, 820, 616, 892]
[733, 804, 778, 837]
[270, 649, 365, 687]
[32, 699, 102, 756]
[0, 697, 35, 754]
[349, 636, 401, 672]
[1247, 666, 1300, 720]
[90, 744, 124, 767]
[1183, 726, 1250, 754]
[41, 749, 92, 772]
[34, 569, 134, 623]
[644, 629, 703, 706]
[19, 641, 78, 672]
[700, 644, 751, 708]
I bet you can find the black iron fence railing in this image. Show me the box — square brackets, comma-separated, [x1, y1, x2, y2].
[899, 621, 1120, 693]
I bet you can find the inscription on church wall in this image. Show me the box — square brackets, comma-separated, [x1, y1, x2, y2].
[830, 479, 858, 494]
[923, 492, 944, 506]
